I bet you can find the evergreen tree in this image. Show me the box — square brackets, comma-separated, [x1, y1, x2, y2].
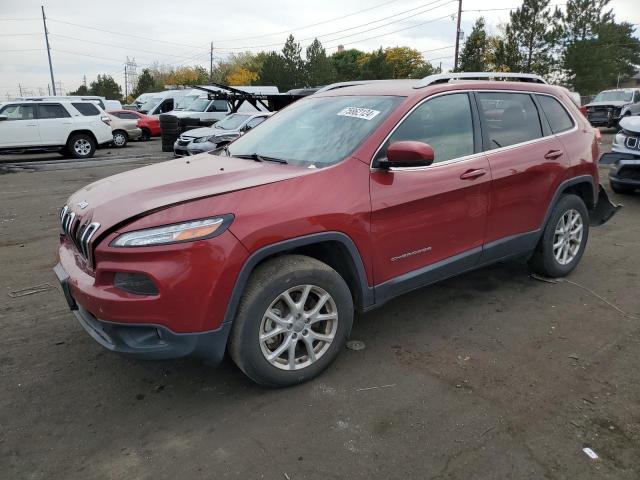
[132, 68, 162, 98]
[359, 48, 393, 80]
[305, 39, 336, 86]
[458, 17, 490, 72]
[508, 0, 562, 75]
[330, 49, 364, 82]
[256, 51, 289, 91]
[490, 25, 523, 72]
[281, 35, 305, 89]
[89, 74, 122, 100]
[68, 84, 89, 96]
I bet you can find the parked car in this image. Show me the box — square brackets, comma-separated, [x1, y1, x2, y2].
[107, 113, 142, 148]
[584, 88, 640, 128]
[15, 95, 110, 110]
[600, 115, 640, 193]
[173, 112, 273, 156]
[54, 73, 619, 387]
[0, 99, 112, 158]
[108, 109, 160, 140]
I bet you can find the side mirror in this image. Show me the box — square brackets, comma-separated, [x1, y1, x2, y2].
[384, 141, 434, 168]
[0, 115, 7, 121]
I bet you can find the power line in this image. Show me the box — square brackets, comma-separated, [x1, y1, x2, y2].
[324, 12, 457, 49]
[462, 3, 566, 12]
[0, 48, 45, 52]
[420, 44, 455, 53]
[219, 0, 456, 50]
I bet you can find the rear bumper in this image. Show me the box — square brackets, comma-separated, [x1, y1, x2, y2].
[53, 262, 231, 362]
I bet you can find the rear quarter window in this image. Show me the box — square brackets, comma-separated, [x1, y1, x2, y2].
[478, 92, 543, 149]
[536, 95, 574, 134]
[72, 102, 100, 116]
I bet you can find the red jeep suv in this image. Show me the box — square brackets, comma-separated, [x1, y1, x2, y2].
[54, 73, 618, 387]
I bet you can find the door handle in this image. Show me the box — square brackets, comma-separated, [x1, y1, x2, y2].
[26, 124, 37, 127]
[459, 168, 487, 180]
[544, 149, 563, 160]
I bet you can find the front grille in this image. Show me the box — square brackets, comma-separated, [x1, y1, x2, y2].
[618, 166, 640, 181]
[60, 205, 100, 264]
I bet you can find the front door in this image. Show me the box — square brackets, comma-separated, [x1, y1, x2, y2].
[0, 103, 40, 147]
[36, 103, 72, 145]
[369, 92, 491, 301]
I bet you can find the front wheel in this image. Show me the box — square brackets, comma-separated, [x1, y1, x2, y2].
[228, 255, 354, 387]
[140, 128, 151, 141]
[528, 194, 589, 277]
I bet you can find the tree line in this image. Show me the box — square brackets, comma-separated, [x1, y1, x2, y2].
[69, 0, 639, 101]
[457, 0, 640, 95]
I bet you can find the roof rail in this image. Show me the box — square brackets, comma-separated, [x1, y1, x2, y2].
[415, 72, 547, 89]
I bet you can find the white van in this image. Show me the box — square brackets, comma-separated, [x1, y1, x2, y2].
[138, 90, 192, 116]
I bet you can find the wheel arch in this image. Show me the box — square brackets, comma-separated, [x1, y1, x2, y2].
[222, 232, 374, 326]
[66, 129, 98, 146]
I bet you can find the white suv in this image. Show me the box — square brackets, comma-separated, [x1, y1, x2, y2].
[0, 100, 113, 159]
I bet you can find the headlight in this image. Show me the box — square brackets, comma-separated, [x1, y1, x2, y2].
[111, 216, 233, 247]
[193, 136, 209, 144]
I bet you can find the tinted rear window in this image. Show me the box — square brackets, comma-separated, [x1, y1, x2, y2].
[72, 102, 100, 116]
[38, 104, 70, 119]
[537, 95, 574, 134]
[478, 92, 542, 149]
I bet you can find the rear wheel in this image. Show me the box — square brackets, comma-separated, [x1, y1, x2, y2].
[528, 194, 589, 277]
[67, 133, 96, 159]
[228, 255, 353, 387]
[112, 130, 128, 148]
[610, 180, 635, 194]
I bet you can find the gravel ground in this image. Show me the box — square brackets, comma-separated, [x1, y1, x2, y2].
[1, 133, 639, 479]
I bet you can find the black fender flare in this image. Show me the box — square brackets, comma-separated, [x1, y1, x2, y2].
[221, 232, 374, 326]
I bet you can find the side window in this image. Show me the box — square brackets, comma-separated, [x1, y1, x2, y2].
[72, 102, 100, 116]
[477, 92, 542, 149]
[536, 95, 574, 134]
[38, 104, 71, 119]
[245, 116, 266, 129]
[376, 93, 474, 164]
[634, 91, 640, 103]
[0, 104, 35, 120]
[208, 100, 228, 112]
[115, 112, 138, 120]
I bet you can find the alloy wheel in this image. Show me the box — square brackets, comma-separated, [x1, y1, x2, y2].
[259, 284, 338, 371]
[553, 209, 583, 265]
[74, 138, 92, 156]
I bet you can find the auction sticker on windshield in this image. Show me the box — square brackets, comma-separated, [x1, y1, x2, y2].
[337, 107, 381, 120]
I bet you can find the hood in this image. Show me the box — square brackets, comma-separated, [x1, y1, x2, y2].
[66, 153, 314, 231]
[619, 116, 640, 134]
[182, 126, 217, 138]
[585, 101, 630, 108]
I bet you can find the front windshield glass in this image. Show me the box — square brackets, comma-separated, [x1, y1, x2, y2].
[216, 114, 251, 130]
[183, 97, 210, 112]
[226, 95, 403, 166]
[176, 94, 201, 110]
[594, 90, 633, 102]
[140, 97, 163, 113]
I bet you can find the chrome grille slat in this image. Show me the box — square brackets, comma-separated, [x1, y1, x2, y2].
[59, 204, 100, 266]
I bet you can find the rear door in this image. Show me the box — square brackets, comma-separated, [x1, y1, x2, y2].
[369, 92, 491, 293]
[36, 103, 72, 145]
[0, 103, 39, 147]
[476, 91, 567, 261]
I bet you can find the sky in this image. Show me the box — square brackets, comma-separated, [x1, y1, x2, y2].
[1, 0, 639, 98]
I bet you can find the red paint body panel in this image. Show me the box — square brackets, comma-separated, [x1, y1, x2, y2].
[108, 110, 161, 136]
[58, 81, 601, 338]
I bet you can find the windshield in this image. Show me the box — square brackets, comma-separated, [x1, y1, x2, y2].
[593, 90, 633, 103]
[226, 96, 403, 166]
[216, 114, 251, 130]
[182, 97, 210, 112]
[139, 97, 163, 113]
[176, 94, 202, 110]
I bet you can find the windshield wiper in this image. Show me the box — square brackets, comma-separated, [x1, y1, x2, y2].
[233, 153, 288, 164]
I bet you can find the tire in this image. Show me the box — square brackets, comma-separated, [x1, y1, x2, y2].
[140, 128, 151, 141]
[112, 130, 128, 148]
[610, 180, 635, 194]
[228, 255, 354, 387]
[528, 194, 589, 278]
[67, 133, 96, 159]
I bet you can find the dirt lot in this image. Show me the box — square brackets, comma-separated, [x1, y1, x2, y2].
[1, 135, 639, 479]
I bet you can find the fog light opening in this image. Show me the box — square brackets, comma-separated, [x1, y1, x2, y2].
[113, 272, 159, 296]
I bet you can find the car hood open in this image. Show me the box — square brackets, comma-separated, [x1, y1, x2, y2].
[66, 153, 313, 231]
[585, 101, 630, 108]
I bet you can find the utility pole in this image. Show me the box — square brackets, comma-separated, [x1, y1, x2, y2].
[453, 0, 463, 72]
[124, 64, 128, 98]
[210, 42, 214, 84]
[18, 84, 23, 97]
[83, 75, 87, 88]
[47, 84, 51, 95]
[41, 6, 56, 95]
